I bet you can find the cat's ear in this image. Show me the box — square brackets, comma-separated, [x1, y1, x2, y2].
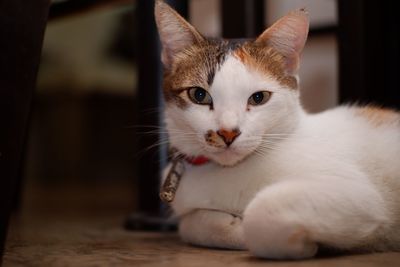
[255, 9, 309, 74]
[155, 0, 205, 69]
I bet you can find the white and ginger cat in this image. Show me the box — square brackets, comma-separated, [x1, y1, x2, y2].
[155, 0, 400, 259]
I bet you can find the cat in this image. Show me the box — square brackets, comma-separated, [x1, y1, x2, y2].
[154, 0, 400, 259]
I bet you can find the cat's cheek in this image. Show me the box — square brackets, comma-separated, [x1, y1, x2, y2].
[164, 108, 209, 156]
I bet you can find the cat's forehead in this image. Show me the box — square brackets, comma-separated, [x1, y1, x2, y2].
[167, 39, 241, 86]
[163, 38, 297, 105]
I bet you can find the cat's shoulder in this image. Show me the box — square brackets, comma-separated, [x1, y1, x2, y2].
[349, 105, 400, 127]
[332, 105, 399, 127]
[304, 105, 399, 130]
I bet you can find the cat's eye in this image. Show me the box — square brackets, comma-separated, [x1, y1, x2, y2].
[187, 87, 213, 105]
[248, 91, 271, 106]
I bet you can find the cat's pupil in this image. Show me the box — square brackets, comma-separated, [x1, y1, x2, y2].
[194, 88, 206, 102]
[252, 92, 264, 104]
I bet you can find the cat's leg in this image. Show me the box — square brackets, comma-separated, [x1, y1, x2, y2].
[179, 209, 245, 250]
[242, 176, 389, 259]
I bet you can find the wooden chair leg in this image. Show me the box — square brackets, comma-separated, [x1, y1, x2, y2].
[125, 0, 187, 231]
[338, 0, 400, 108]
[221, 0, 265, 38]
[0, 0, 50, 259]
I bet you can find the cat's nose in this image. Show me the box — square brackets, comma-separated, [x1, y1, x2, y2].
[217, 128, 241, 147]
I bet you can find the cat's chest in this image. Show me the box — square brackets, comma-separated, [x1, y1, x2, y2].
[170, 134, 337, 216]
[171, 155, 281, 216]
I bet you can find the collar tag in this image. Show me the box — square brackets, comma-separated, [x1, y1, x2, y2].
[160, 159, 185, 203]
[160, 148, 210, 203]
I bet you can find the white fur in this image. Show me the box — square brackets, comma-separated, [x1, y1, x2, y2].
[164, 54, 400, 259]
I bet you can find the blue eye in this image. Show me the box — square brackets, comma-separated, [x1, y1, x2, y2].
[248, 91, 271, 106]
[187, 87, 213, 105]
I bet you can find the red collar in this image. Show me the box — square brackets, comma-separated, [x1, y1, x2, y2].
[184, 155, 210, 166]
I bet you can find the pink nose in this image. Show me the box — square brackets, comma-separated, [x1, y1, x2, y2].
[217, 128, 241, 146]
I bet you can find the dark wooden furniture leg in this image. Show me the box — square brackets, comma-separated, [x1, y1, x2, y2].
[0, 0, 50, 259]
[135, 0, 163, 218]
[221, 0, 265, 38]
[124, 0, 188, 231]
[338, 0, 400, 108]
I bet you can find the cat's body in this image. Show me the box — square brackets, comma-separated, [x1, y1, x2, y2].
[171, 105, 400, 257]
[172, 106, 400, 218]
[155, 1, 400, 259]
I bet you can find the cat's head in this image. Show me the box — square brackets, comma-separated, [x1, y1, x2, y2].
[155, 1, 309, 166]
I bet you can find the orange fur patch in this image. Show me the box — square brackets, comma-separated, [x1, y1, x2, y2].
[287, 227, 309, 245]
[233, 48, 249, 64]
[233, 45, 298, 89]
[162, 41, 226, 108]
[354, 106, 400, 127]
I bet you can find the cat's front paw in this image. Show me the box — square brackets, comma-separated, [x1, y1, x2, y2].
[243, 190, 318, 259]
[243, 214, 318, 259]
[179, 209, 245, 250]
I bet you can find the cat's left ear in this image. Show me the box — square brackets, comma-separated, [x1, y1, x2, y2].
[255, 9, 309, 74]
[155, 0, 205, 69]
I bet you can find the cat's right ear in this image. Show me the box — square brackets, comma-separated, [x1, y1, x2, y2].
[154, 0, 204, 69]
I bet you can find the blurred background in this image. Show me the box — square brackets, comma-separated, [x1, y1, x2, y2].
[21, 0, 338, 218]
[22, 1, 138, 218]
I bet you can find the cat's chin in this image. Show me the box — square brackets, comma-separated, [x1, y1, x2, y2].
[207, 148, 250, 167]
